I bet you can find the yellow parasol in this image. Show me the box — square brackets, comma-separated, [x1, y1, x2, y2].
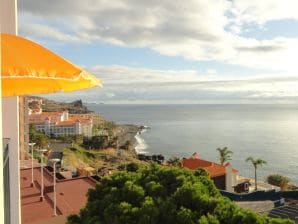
[1, 33, 101, 97]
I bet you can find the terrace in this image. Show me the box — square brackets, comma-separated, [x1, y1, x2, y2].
[21, 166, 96, 224]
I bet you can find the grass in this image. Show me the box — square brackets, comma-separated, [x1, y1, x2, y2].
[62, 144, 144, 174]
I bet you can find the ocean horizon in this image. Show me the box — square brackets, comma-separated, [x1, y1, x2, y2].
[87, 103, 298, 185]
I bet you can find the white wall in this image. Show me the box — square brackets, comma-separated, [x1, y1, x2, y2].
[0, 0, 17, 34]
[0, 21, 4, 224]
[62, 111, 69, 121]
[2, 97, 21, 224]
[225, 164, 233, 192]
[0, 0, 21, 223]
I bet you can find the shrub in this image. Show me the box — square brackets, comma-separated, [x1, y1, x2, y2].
[267, 174, 290, 191]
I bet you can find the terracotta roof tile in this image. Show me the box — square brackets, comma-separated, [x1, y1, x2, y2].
[55, 120, 76, 126]
[29, 120, 46, 125]
[30, 112, 62, 117]
[182, 153, 238, 178]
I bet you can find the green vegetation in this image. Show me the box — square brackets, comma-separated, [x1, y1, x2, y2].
[246, 157, 267, 191]
[92, 121, 117, 136]
[83, 135, 114, 150]
[216, 147, 233, 165]
[67, 164, 292, 224]
[195, 168, 209, 177]
[54, 134, 84, 145]
[167, 156, 181, 167]
[266, 174, 290, 191]
[85, 121, 118, 149]
[63, 144, 141, 173]
[30, 148, 46, 162]
[29, 124, 49, 148]
[63, 144, 98, 168]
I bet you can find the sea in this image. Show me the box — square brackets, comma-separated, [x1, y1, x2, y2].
[87, 104, 298, 185]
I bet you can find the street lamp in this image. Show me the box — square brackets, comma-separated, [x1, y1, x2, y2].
[28, 142, 36, 187]
[38, 149, 47, 201]
[50, 158, 60, 216]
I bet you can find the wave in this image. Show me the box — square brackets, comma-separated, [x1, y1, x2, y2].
[134, 129, 149, 154]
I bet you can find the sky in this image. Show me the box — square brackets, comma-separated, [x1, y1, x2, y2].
[19, 0, 298, 104]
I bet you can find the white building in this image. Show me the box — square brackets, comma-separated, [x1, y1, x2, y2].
[29, 111, 93, 137]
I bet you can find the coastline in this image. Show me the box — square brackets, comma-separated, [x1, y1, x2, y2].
[33, 95, 145, 156]
[134, 128, 149, 154]
[90, 103, 298, 186]
[44, 99, 298, 191]
[29, 96, 149, 171]
[115, 124, 143, 152]
[116, 124, 149, 155]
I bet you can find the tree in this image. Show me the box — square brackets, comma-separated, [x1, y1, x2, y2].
[216, 147, 233, 165]
[195, 168, 209, 177]
[90, 136, 106, 149]
[92, 121, 117, 137]
[246, 157, 267, 191]
[73, 134, 83, 145]
[67, 164, 293, 224]
[266, 174, 290, 191]
[167, 156, 181, 167]
[29, 124, 49, 149]
[82, 135, 109, 149]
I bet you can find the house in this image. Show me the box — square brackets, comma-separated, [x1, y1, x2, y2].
[234, 179, 250, 193]
[181, 153, 238, 192]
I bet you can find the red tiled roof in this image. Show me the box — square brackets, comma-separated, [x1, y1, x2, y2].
[182, 153, 238, 178]
[29, 111, 91, 127]
[55, 120, 77, 126]
[29, 120, 47, 125]
[30, 112, 62, 117]
[29, 112, 63, 124]
[55, 118, 91, 126]
[79, 118, 92, 124]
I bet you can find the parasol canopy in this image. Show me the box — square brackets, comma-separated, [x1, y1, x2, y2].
[1, 33, 101, 97]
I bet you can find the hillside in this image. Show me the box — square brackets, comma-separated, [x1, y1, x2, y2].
[28, 96, 91, 114]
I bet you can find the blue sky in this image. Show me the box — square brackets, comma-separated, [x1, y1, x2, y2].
[19, 0, 298, 104]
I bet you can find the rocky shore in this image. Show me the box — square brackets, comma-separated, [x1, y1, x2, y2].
[32, 96, 143, 156]
[115, 124, 143, 152]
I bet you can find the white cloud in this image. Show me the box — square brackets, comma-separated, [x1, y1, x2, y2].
[19, 22, 80, 43]
[231, 0, 298, 24]
[230, 37, 298, 71]
[19, 1, 298, 73]
[90, 65, 211, 84]
[43, 65, 298, 104]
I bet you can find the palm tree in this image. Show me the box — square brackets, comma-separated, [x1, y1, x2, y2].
[245, 157, 267, 191]
[216, 147, 233, 165]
